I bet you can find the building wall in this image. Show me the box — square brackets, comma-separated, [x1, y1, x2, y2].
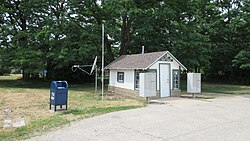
[149, 60, 180, 91]
[109, 69, 135, 90]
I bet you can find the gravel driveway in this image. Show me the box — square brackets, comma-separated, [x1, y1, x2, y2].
[28, 94, 250, 141]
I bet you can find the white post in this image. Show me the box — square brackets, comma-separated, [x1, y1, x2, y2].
[101, 24, 104, 100]
[142, 46, 144, 54]
[95, 65, 97, 95]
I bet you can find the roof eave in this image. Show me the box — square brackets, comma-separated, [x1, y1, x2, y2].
[146, 51, 168, 69]
[105, 68, 147, 70]
[145, 51, 187, 71]
[167, 51, 187, 71]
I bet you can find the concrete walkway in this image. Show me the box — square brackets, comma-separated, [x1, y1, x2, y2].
[28, 95, 250, 141]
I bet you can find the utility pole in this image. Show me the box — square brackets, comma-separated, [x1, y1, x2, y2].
[101, 24, 104, 100]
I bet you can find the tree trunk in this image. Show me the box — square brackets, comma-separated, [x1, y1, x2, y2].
[120, 16, 132, 55]
[46, 61, 55, 80]
[22, 68, 30, 79]
[22, 68, 26, 79]
[105, 35, 115, 61]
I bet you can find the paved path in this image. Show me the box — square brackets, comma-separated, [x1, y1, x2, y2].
[28, 95, 250, 141]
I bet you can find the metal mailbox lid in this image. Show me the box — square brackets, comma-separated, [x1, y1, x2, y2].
[50, 81, 68, 90]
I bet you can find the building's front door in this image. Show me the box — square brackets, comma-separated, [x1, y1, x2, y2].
[159, 63, 170, 97]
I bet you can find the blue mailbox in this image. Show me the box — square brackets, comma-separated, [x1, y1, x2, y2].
[50, 81, 68, 111]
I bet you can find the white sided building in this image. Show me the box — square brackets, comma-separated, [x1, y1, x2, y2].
[105, 51, 187, 98]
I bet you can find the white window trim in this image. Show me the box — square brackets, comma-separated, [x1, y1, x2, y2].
[172, 69, 180, 90]
[117, 72, 124, 83]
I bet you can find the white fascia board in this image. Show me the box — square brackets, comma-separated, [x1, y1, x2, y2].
[146, 51, 187, 71]
[107, 68, 147, 70]
[146, 51, 169, 70]
[167, 51, 187, 71]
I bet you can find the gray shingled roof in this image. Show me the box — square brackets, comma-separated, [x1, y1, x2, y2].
[105, 51, 168, 70]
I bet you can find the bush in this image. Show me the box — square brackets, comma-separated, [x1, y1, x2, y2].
[0, 67, 11, 75]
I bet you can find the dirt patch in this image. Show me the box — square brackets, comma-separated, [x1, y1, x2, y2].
[0, 88, 54, 131]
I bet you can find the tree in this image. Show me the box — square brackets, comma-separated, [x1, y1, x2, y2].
[205, 0, 250, 82]
[0, 0, 249, 84]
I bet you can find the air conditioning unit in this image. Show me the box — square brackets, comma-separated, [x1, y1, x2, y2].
[139, 73, 157, 97]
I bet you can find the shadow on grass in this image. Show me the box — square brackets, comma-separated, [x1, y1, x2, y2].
[0, 79, 50, 89]
[0, 79, 98, 92]
[202, 84, 250, 94]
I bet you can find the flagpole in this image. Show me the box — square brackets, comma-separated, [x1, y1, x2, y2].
[101, 24, 104, 100]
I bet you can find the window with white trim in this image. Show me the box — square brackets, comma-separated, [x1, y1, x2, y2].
[117, 72, 124, 83]
[173, 70, 180, 89]
[135, 70, 140, 89]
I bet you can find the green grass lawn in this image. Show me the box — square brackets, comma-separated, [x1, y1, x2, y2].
[201, 83, 250, 94]
[181, 81, 250, 94]
[0, 74, 145, 141]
